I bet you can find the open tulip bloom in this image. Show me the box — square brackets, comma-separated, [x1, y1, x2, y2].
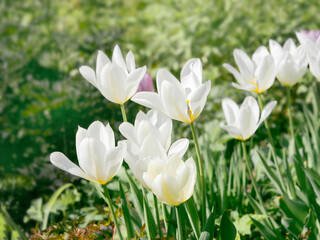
[221, 96, 277, 141]
[296, 32, 320, 81]
[223, 47, 276, 93]
[132, 58, 211, 123]
[269, 38, 308, 87]
[50, 121, 126, 184]
[79, 45, 147, 104]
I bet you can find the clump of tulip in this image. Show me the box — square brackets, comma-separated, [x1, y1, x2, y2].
[49, 33, 320, 239]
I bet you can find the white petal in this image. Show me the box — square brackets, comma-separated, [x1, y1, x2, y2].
[50, 152, 89, 180]
[125, 66, 147, 101]
[112, 45, 127, 73]
[188, 81, 211, 119]
[234, 49, 254, 80]
[79, 66, 97, 87]
[126, 50, 136, 72]
[119, 122, 136, 143]
[104, 141, 126, 182]
[100, 63, 127, 104]
[76, 126, 86, 159]
[156, 68, 179, 94]
[139, 135, 166, 158]
[168, 138, 189, 158]
[221, 98, 239, 126]
[78, 138, 107, 182]
[223, 63, 246, 85]
[161, 81, 190, 122]
[255, 55, 275, 92]
[96, 50, 111, 81]
[252, 46, 270, 66]
[220, 124, 243, 139]
[180, 58, 202, 89]
[269, 39, 284, 65]
[242, 96, 260, 125]
[131, 92, 164, 111]
[238, 102, 258, 140]
[283, 38, 296, 52]
[258, 101, 277, 126]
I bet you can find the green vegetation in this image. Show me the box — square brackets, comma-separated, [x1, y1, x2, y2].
[1, 0, 320, 239]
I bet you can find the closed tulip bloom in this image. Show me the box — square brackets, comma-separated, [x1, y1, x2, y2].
[132, 58, 211, 123]
[223, 47, 276, 93]
[297, 32, 320, 81]
[143, 148, 197, 206]
[119, 109, 190, 188]
[300, 30, 320, 43]
[220, 96, 277, 141]
[79, 45, 147, 104]
[269, 39, 308, 87]
[136, 73, 155, 92]
[50, 121, 126, 184]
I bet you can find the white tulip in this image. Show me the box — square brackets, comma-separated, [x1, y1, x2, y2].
[79, 45, 147, 104]
[269, 38, 308, 87]
[119, 109, 190, 188]
[143, 152, 197, 206]
[223, 47, 276, 93]
[296, 32, 320, 81]
[220, 96, 277, 141]
[132, 58, 211, 123]
[50, 121, 126, 184]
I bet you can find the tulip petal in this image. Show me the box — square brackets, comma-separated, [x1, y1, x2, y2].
[126, 50, 136, 73]
[97, 50, 111, 81]
[76, 126, 86, 159]
[181, 58, 202, 89]
[125, 66, 147, 100]
[112, 45, 127, 73]
[104, 141, 126, 182]
[79, 66, 97, 87]
[238, 103, 257, 140]
[78, 138, 107, 183]
[188, 81, 211, 119]
[168, 138, 189, 158]
[119, 122, 137, 144]
[156, 68, 179, 93]
[242, 96, 260, 125]
[50, 152, 89, 180]
[252, 46, 270, 65]
[223, 63, 246, 85]
[258, 101, 277, 127]
[132, 92, 164, 112]
[161, 81, 189, 122]
[233, 49, 254, 81]
[255, 55, 275, 92]
[221, 98, 239, 126]
[220, 124, 242, 139]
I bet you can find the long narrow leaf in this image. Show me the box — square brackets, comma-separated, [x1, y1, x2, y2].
[119, 181, 135, 239]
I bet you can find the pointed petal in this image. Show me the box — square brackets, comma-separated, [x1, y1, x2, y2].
[96, 50, 111, 81]
[50, 152, 89, 180]
[223, 63, 246, 85]
[233, 49, 254, 80]
[221, 98, 239, 126]
[156, 68, 179, 93]
[76, 126, 86, 159]
[79, 66, 97, 87]
[256, 55, 276, 92]
[168, 138, 189, 158]
[258, 101, 277, 126]
[112, 45, 127, 72]
[126, 50, 136, 72]
[125, 66, 147, 101]
[131, 92, 164, 111]
[180, 58, 202, 89]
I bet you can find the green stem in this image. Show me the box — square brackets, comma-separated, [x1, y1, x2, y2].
[286, 87, 295, 141]
[190, 122, 206, 228]
[153, 194, 163, 239]
[142, 188, 152, 240]
[257, 95, 285, 195]
[176, 206, 183, 240]
[241, 141, 275, 230]
[120, 103, 128, 122]
[161, 203, 168, 232]
[95, 184, 123, 240]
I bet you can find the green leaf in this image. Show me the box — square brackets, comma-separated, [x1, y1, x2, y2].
[143, 191, 157, 239]
[199, 209, 215, 240]
[218, 209, 236, 240]
[279, 196, 309, 226]
[119, 181, 135, 239]
[250, 217, 280, 240]
[125, 169, 144, 221]
[185, 197, 201, 239]
[42, 183, 73, 230]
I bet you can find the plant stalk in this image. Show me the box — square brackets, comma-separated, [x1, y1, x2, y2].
[153, 194, 163, 239]
[120, 103, 128, 122]
[190, 122, 206, 228]
[176, 206, 183, 240]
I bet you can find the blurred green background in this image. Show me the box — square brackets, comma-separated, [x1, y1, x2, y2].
[1, 0, 320, 235]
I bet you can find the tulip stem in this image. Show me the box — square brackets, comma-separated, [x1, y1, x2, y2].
[241, 141, 275, 230]
[120, 103, 128, 122]
[161, 203, 168, 232]
[176, 206, 183, 240]
[286, 87, 295, 141]
[95, 184, 123, 240]
[257, 95, 285, 195]
[153, 194, 163, 239]
[190, 122, 206, 228]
